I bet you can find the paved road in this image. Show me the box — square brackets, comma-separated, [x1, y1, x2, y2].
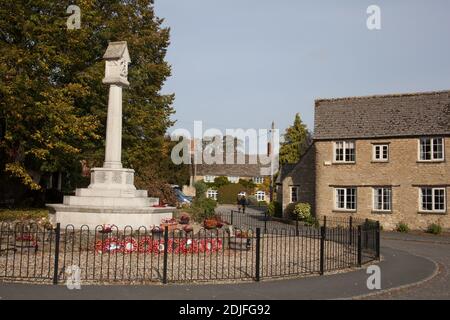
[363, 235, 450, 300]
[0, 246, 436, 300]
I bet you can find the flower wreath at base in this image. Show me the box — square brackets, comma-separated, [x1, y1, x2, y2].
[95, 237, 223, 254]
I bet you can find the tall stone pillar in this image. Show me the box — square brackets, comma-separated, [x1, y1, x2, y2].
[104, 84, 123, 169]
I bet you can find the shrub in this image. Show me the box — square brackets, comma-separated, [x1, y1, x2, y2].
[213, 176, 230, 188]
[185, 197, 218, 222]
[427, 223, 442, 235]
[238, 179, 256, 191]
[292, 203, 318, 227]
[217, 184, 251, 204]
[267, 201, 282, 218]
[396, 222, 409, 233]
[284, 202, 297, 218]
[194, 181, 208, 200]
[293, 203, 311, 221]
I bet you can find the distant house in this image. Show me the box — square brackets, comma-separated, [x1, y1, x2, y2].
[278, 90, 450, 230]
[186, 154, 271, 203]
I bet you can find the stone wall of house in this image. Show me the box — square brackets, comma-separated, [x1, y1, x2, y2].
[315, 137, 450, 231]
[281, 145, 316, 218]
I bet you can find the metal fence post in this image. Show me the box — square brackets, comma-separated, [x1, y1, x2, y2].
[320, 225, 326, 275]
[357, 225, 362, 267]
[52, 223, 61, 285]
[295, 217, 299, 237]
[349, 216, 353, 245]
[376, 221, 381, 261]
[255, 228, 261, 281]
[365, 218, 369, 249]
[162, 226, 169, 284]
[264, 212, 267, 234]
[231, 210, 234, 226]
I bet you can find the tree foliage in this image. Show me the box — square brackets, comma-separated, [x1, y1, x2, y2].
[0, 0, 175, 192]
[279, 113, 311, 165]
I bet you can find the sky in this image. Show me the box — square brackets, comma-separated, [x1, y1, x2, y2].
[155, 0, 450, 137]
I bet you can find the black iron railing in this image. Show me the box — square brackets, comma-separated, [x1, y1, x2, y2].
[0, 216, 380, 284]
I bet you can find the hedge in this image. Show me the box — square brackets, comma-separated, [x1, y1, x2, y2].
[217, 184, 251, 204]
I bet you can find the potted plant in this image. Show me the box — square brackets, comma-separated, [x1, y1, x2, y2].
[229, 230, 252, 251]
[204, 219, 218, 229]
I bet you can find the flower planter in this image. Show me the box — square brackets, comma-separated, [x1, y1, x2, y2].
[204, 219, 218, 229]
[229, 237, 252, 251]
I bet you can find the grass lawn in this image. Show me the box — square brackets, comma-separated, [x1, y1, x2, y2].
[0, 208, 48, 222]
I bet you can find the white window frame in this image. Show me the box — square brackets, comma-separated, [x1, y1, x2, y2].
[206, 189, 218, 200]
[372, 144, 389, 162]
[372, 187, 392, 212]
[290, 186, 299, 203]
[204, 175, 216, 183]
[418, 137, 445, 161]
[333, 141, 356, 163]
[419, 187, 446, 213]
[334, 187, 357, 211]
[253, 176, 264, 184]
[227, 176, 240, 183]
[256, 191, 266, 202]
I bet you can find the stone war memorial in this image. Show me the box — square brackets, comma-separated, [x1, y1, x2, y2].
[47, 41, 173, 228]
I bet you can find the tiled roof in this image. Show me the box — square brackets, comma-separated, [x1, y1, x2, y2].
[314, 90, 450, 140]
[195, 154, 270, 177]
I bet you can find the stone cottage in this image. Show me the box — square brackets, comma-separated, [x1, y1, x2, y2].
[278, 90, 450, 230]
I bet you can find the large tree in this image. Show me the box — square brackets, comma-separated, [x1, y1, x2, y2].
[0, 0, 175, 193]
[279, 113, 311, 165]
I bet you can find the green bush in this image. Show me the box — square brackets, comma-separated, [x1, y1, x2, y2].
[217, 184, 251, 204]
[213, 176, 230, 188]
[238, 179, 256, 191]
[396, 222, 409, 233]
[267, 201, 282, 218]
[292, 203, 318, 227]
[284, 202, 297, 218]
[293, 203, 311, 220]
[427, 223, 442, 235]
[187, 197, 218, 222]
[194, 181, 208, 200]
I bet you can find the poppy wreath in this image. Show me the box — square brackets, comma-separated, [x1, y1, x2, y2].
[95, 237, 121, 254]
[15, 234, 38, 247]
[138, 236, 154, 254]
[95, 237, 223, 254]
[122, 237, 138, 253]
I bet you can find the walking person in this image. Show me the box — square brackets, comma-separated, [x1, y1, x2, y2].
[240, 195, 247, 214]
[237, 195, 242, 213]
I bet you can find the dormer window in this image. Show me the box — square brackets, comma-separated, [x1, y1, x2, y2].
[334, 141, 355, 163]
[228, 176, 239, 183]
[253, 177, 264, 184]
[419, 138, 444, 161]
[204, 175, 216, 183]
